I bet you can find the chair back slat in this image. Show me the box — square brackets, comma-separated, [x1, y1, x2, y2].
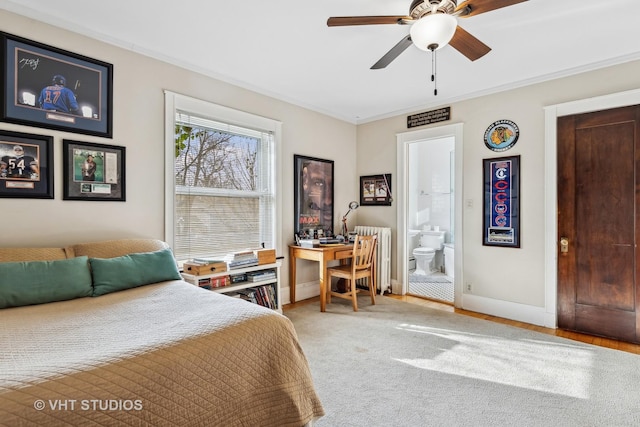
[325, 234, 378, 311]
[352, 234, 377, 273]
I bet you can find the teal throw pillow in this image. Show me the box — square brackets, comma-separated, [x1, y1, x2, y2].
[90, 248, 181, 296]
[0, 256, 92, 309]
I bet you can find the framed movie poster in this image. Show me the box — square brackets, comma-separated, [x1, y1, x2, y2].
[483, 155, 520, 248]
[360, 173, 392, 206]
[0, 129, 53, 199]
[293, 154, 334, 237]
[63, 140, 125, 201]
[0, 31, 113, 138]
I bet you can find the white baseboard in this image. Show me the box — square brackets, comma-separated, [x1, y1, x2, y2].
[461, 293, 550, 328]
[282, 281, 320, 305]
[285, 281, 554, 329]
[390, 279, 402, 295]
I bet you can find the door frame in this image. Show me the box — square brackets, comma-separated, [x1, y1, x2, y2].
[544, 88, 640, 328]
[396, 122, 464, 306]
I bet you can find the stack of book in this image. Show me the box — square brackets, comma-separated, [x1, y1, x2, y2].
[229, 273, 247, 284]
[319, 237, 342, 244]
[299, 239, 319, 248]
[224, 250, 259, 270]
[246, 269, 276, 283]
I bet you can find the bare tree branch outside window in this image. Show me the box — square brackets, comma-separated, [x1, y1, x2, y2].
[174, 124, 265, 259]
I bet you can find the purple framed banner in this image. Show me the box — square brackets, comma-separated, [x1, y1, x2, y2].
[482, 155, 520, 248]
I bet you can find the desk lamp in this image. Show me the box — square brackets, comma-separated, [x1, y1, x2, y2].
[341, 201, 359, 237]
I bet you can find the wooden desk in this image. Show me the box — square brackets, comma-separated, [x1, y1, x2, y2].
[289, 244, 353, 312]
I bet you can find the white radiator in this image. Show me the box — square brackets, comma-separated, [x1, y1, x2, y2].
[353, 226, 392, 295]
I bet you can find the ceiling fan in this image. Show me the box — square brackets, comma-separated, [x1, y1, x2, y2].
[327, 0, 528, 70]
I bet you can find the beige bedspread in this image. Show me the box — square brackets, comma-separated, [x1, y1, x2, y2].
[0, 281, 324, 426]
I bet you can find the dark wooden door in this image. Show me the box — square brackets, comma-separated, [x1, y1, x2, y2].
[557, 105, 640, 343]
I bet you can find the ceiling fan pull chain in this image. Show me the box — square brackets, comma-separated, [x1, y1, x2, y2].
[431, 47, 438, 96]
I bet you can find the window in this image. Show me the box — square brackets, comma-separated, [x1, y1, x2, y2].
[165, 92, 282, 262]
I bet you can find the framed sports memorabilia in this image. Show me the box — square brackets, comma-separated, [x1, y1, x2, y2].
[484, 119, 519, 152]
[0, 31, 113, 138]
[63, 140, 125, 201]
[0, 129, 53, 199]
[482, 155, 520, 248]
[360, 173, 392, 206]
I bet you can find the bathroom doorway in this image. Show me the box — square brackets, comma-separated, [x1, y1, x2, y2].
[396, 123, 463, 307]
[406, 137, 454, 303]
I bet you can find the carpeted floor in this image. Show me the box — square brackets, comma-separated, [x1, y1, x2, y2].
[285, 295, 640, 427]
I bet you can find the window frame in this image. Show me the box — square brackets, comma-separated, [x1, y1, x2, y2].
[164, 91, 283, 261]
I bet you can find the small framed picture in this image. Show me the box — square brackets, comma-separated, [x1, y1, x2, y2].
[0, 31, 113, 138]
[62, 140, 125, 201]
[0, 129, 53, 199]
[360, 173, 392, 206]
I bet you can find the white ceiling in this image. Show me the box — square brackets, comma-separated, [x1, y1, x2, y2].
[2, 0, 640, 124]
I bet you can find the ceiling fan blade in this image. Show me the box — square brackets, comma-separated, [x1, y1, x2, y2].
[456, 0, 528, 18]
[448, 26, 491, 61]
[370, 35, 414, 70]
[327, 16, 412, 27]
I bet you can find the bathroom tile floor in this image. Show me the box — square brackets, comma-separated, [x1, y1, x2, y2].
[408, 270, 454, 303]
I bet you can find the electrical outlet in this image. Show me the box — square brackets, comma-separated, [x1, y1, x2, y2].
[466, 282, 472, 292]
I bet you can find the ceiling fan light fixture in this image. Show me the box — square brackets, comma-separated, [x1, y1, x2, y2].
[409, 13, 457, 51]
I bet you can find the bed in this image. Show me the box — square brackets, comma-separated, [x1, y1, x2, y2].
[0, 239, 324, 426]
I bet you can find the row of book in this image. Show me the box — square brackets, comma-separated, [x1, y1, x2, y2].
[230, 284, 278, 310]
[195, 269, 277, 290]
[197, 275, 229, 290]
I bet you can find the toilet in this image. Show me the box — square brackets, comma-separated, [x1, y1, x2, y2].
[413, 230, 445, 275]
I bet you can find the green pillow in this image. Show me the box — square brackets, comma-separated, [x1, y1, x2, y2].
[0, 256, 92, 309]
[90, 248, 181, 296]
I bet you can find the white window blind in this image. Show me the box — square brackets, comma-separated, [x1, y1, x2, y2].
[165, 92, 281, 263]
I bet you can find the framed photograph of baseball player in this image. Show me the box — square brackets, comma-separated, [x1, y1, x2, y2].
[62, 140, 125, 201]
[0, 129, 53, 199]
[0, 31, 113, 138]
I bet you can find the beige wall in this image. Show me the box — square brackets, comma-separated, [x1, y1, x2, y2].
[357, 59, 640, 320]
[0, 10, 357, 294]
[4, 9, 640, 321]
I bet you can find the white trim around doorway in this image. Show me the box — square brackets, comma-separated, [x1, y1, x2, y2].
[396, 123, 464, 307]
[544, 88, 640, 329]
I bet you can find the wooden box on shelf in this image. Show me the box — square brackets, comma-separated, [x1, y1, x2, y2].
[254, 248, 276, 265]
[183, 261, 227, 276]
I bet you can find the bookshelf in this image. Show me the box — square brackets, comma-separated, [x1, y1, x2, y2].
[182, 261, 282, 313]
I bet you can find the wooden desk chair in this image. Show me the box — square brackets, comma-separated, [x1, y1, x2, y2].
[326, 234, 377, 311]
